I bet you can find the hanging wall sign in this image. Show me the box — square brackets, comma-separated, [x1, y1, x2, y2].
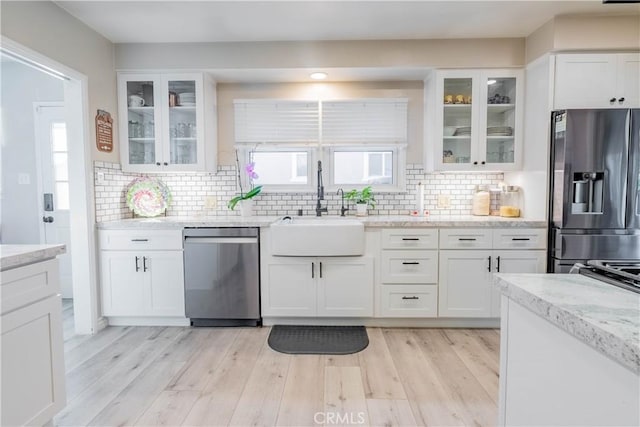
[95, 109, 113, 152]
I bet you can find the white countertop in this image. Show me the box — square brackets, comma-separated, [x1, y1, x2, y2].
[96, 215, 546, 229]
[0, 244, 67, 271]
[494, 273, 640, 374]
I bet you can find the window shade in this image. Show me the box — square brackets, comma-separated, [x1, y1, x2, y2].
[234, 100, 319, 143]
[322, 99, 408, 143]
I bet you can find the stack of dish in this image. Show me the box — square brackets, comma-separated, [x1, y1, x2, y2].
[487, 126, 513, 136]
[453, 126, 472, 136]
[178, 92, 196, 106]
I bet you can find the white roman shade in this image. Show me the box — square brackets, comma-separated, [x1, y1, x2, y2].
[321, 99, 408, 144]
[234, 100, 319, 143]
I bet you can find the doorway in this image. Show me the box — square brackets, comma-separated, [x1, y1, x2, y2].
[1, 37, 99, 335]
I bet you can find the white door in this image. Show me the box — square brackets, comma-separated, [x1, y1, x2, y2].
[145, 251, 185, 316]
[617, 54, 640, 108]
[317, 258, 374, 317]
[554, 54, 618, 109]
[491, 250, 546, 317]
[100, 251, 148, 316]
[36, 105, 73, 298]
[438, 250, 493, 318]
[262, 258, 316, 316]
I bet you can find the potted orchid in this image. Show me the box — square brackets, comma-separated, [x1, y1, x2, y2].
[228, 152, 262, 216]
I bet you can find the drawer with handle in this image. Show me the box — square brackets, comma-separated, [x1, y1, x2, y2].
[381, 250, 438, 284]
[379, 284, 438, 317]
[381, 229, 438, 250]
[439, 229, 493, 249]
[99, 229, 183, 251]
[493, 228, 547, 249]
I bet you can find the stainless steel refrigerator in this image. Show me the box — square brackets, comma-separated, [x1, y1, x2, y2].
[548, 109, 640, 273]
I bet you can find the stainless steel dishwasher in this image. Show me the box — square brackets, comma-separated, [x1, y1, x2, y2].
[184, 228, 260, 326]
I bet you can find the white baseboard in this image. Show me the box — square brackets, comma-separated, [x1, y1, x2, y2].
[106, 316, 190, 326]
[95, 316, 108, 332]
[262, 317, 501, 328]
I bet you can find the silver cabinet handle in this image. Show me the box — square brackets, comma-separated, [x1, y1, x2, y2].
[402, 296, 419, 300]
[143, 256, 148, 272]
[135, 256, 140, 272]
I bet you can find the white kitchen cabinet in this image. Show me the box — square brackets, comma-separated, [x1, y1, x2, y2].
[262, 257, 374, 317]
[1, 258, 65, 426]
[263, 258, 316, 317]
[439, 228, 547, 318]
[431, 69, 524, 171]
[118, 72, 217, 173]
[490, 250, 546, 317]
[99, 229, 186, 323]
[554, 53, 640, 109]
[439, 250, 493, 317]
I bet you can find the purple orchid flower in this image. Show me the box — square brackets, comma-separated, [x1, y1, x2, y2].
[245, 162, 259, 180]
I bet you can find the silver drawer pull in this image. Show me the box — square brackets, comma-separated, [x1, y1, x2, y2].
[402, 238, 420, 241]
[402, 261, 420, 265]
[511, 238, 531, 241]
[131, 238, 149, 242]
[402, 296, 419, 300]
[458, 238, 477, 241]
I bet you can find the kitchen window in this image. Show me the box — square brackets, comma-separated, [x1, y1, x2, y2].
[234, 98, 407, 192]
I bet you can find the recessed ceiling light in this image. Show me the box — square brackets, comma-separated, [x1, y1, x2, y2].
[487, 79, 497, 85]
[310, 72, 328, 80]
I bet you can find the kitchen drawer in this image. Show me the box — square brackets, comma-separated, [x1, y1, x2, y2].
[99, 229, 183, 251]
[1, 259, 60, 315]
[381, 229, 438, 250]
[379, 284, 438, 318]
[439, 229, 493, 249]
[493, 228, 547, 249]
[381, 250, 438, 284]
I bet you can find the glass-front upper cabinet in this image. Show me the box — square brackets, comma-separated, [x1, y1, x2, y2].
[433, 69, 523, 171]
[118, 72, 215, 173]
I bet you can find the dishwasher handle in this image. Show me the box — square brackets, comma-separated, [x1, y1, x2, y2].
[184, 237, 258, 244]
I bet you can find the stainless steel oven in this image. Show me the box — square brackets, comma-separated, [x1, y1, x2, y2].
[184, 227, 260, 326]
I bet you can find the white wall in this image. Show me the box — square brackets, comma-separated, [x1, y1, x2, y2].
[1, 0, 118, 163]
[1, 60, 64, 243]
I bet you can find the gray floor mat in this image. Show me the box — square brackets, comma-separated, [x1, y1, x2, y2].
[268, 325, 369, 355]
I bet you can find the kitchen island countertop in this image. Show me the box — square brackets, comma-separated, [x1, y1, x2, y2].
[494, 273, 640, 374]
[0, 244, 67, 271]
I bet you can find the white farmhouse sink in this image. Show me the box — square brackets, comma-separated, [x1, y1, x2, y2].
[270, 217, 365, 256]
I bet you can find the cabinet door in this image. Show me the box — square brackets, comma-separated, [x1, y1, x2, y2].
[144, 251, 185, 317]
[491, 250, 546, 317]
[100, 251, 148, 316]
[118, 74, 164, 173]
[436, 70, 480, 170]
[438, 250, 492, 317]
[317, 258, 374, 317]
[554, 54, 618, 109]
[161, 74, 206, 171]
[478, 70, 523, 170]
[1, 296, 65, 426]
[263, 258, 316, 316]
[617, 54, 640, 108]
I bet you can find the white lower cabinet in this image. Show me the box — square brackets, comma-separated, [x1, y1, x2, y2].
[439, 249, 547, 318]
[439, 250, 493, 318]
[262, 257, 374, 317]
[99, 229, 185, 321]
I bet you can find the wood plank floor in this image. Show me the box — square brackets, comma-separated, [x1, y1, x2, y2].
[55, 310, 499, 426]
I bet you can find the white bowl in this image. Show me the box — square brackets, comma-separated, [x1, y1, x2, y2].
[443, 126, 457, 136]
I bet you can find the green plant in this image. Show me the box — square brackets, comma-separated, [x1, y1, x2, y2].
[228, 151, 262, 210]
[344, 186, 376, 208]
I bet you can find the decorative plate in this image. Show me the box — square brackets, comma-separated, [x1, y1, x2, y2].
[126, 177, 172, 217]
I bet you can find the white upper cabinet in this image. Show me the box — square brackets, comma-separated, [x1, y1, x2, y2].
[118, 72, 217, 173]
[554, 53, 640, 109]
[430, 69, 524, 171]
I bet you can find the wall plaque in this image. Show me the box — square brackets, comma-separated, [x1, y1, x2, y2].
[95, 109, 113, 152]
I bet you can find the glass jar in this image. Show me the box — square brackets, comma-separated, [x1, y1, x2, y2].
[472, 185, 491, 216]
[500, 186, 521, 217]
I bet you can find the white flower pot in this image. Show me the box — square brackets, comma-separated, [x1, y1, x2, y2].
[239, 199, 253, 217]
[355, 203, 368, 216]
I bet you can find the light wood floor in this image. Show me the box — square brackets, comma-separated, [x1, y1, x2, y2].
[56, 303, 500, 427]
